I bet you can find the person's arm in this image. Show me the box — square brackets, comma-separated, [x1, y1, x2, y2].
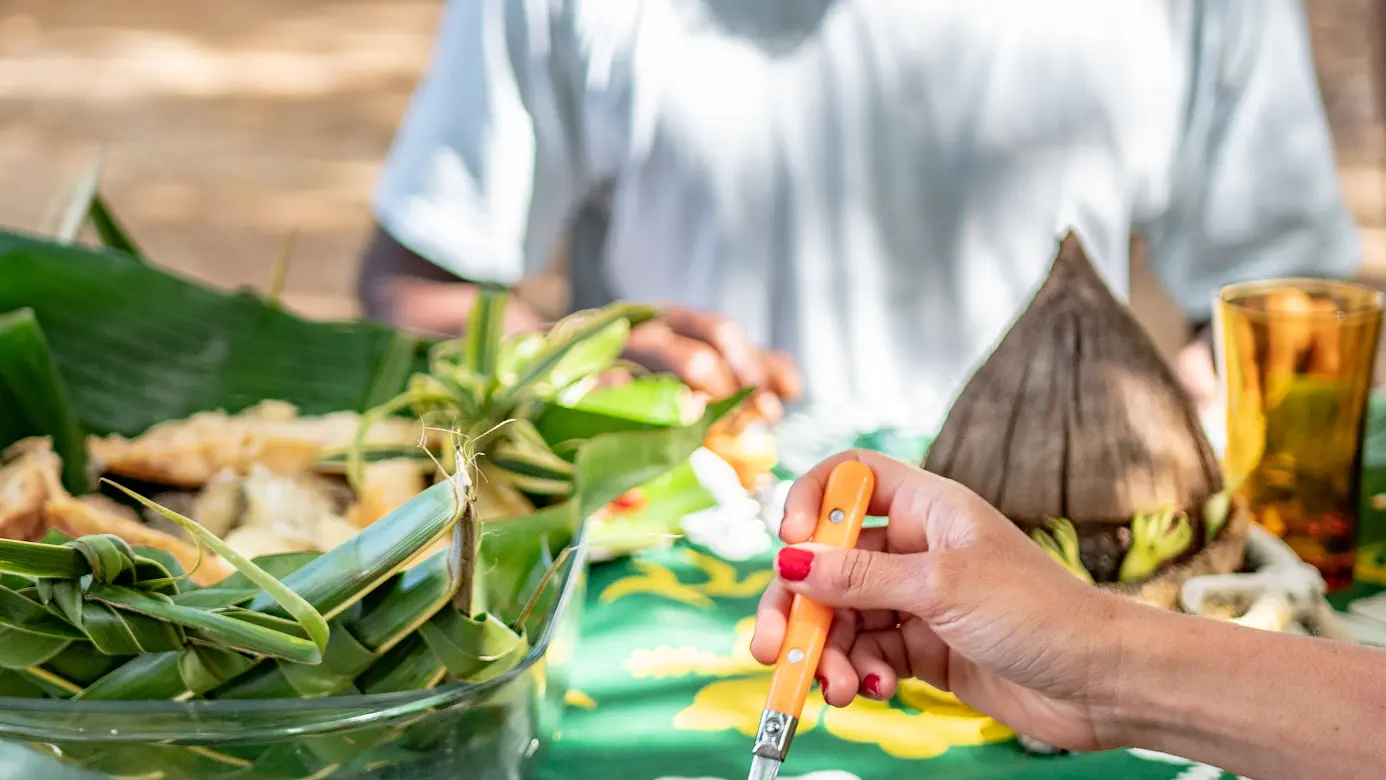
[360, 0, 610, 333]
[361, 0, 804, 410]
[1111, 604, 1386, 780]
[755, 451, 1386, 771]
[357, 227, 543, 336]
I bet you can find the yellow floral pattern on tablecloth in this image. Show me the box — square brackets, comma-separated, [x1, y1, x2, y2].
[565, 690, 598, 709]
[609, 554, 1014, 760]
[1357, 539, 1386, 583]
[600, 549, 775, 609]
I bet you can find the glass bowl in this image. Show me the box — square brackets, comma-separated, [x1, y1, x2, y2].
[0, 543, 588, 780]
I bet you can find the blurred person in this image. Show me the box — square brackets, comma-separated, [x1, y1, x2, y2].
[358, 0, 1358, 438]
[752, 450, 1386, 780]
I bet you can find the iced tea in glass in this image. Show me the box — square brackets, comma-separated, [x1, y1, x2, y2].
[1216, 279, 1383, 590]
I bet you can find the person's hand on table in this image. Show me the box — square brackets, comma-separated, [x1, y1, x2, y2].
[621, 306, 802, 422]
[749, 450, 1128, 752]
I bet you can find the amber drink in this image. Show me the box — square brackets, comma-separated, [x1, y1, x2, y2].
[1216, 279, 1383, 589]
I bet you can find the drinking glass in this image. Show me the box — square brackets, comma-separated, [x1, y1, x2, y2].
[1216, 278, 1383, 590]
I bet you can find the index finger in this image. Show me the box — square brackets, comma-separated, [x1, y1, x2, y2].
[778, 449, 968, 546]
[624, 321, 739, 397]
[663, 307, 767, 391]
[762, 350, 805, 401]
[779, 450, 913, 542]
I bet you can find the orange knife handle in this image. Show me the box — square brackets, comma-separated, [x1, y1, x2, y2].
[765, 460, 875, 716]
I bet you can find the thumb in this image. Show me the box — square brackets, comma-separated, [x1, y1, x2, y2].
[773, 543, 940, 614]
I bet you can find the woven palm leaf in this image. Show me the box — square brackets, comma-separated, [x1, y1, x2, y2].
[0, 390, 740, 780]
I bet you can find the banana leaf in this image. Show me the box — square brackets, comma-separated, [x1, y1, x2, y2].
[0, 309, 88, 493]
[0, 229, 429, 437]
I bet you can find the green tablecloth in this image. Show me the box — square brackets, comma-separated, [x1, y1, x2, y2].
[539, 414, 1386, 780]
[537, 544, 1251, 780]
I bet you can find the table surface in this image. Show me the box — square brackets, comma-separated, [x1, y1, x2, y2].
[538, 421, 1386, 780]
[0, 422, 1379, 780]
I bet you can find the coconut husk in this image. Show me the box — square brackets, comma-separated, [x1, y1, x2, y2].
[924, 231, 1233, 581]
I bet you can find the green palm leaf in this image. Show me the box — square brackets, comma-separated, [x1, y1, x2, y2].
[107, 481, 330, 657]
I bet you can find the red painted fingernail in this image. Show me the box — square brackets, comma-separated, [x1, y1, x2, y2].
[816, 675, 828, 696]
[776, 548, 813, 581]
[863, 674, 882, 698]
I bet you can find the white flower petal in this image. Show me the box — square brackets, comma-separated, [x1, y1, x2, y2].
[760, 479, 792, 536]
[690, 448, 750, 505]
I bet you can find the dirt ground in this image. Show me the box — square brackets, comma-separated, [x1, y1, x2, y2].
[2, 0, 1384, 356]
[0, 0, 437, 321]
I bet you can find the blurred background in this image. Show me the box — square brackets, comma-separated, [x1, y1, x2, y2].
[1, 0, 1383, 357]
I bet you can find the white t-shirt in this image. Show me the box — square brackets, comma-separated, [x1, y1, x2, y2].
[373, 0, 1359, 442]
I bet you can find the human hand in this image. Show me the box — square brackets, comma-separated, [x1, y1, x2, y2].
[621, 306, 802, 422]
[1174, 326, 1220, 418]
[750, 450, 1136, 752]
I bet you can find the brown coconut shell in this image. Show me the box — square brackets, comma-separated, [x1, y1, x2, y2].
[924, 231, 1244, 591]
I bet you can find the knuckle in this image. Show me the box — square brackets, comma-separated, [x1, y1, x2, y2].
[915, 552, 958, 617]
[677, 343, 722, 380]
[712, 319, 749, 350]
[839, 550, 875, 595]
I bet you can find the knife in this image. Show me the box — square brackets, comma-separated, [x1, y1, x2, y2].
[748, 459, 875, 780]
